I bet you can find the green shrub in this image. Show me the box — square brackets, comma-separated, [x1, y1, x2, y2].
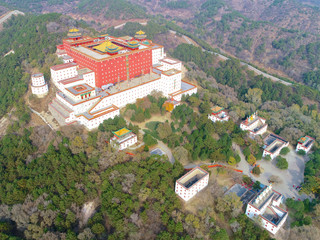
[280, 147, 290, 155]
[143, 134, 158, 147]
[297, 149, 306, 156]
[264, 155, 271, 161]
[276, 156, 288, 169]
[252, 166, 261, 175]
[243, 175, 252, 185]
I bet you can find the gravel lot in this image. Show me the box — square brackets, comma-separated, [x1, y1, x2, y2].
[236, 145, 311, 200]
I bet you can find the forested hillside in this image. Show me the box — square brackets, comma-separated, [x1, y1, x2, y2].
[0, 13, 63, 118]
[3, 0, 319, 84]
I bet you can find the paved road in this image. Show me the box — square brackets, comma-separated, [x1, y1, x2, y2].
[113, 21, 147, 29]
[139, 129, 175, 164]
[170, 29, 292, 86]
[0, 10, 24, 25]
[156, 140, 175, 164]
[205, 50, 292, 86]
[241, 63, 292, 86]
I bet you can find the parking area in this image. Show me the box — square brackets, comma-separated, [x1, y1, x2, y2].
[236, 145, 311, 200]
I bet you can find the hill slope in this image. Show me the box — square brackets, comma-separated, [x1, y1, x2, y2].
[1, 0, 319, 83]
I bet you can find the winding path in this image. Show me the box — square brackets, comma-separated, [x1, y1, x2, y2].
[28, 107, 54, 130]
[0, 10, 24, 25]
[171, 30, 292, 86]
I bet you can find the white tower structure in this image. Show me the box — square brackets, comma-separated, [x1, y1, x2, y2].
[31, 73, 49, 98]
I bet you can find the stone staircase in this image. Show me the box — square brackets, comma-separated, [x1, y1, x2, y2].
[48, 98, 73, 126]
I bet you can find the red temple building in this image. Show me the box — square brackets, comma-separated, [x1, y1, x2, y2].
[57, 29, 161, 88]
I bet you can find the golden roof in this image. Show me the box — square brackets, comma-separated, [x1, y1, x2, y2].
[129, 40, 138, 44]
[212, 106, 224, 113]
[93, 41, 123, 53]
[113, 128, 131, 137]
[69, 28, 79, 33]
[136, 30, 145, 35]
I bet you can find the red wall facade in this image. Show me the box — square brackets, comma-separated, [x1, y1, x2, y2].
[62, 40, 152, 87]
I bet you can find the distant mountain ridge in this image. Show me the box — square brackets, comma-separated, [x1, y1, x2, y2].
[1, 0, 319, 82]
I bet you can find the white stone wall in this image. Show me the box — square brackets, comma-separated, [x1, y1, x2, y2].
[161, 72, 181, 95]
[296, 143, 313, 153]
[51, 66, 78, 83]
[63, 58, 74, 64]
[208, 113, 230, 123]
[77, 108, 120, 130]
[58, 79, 86, 90]
[32, 75, 45, 87]
[56, 93, 99, 114]
[152, 47, 164, 65]
[83, 72, 95, 87]
[159, 60, 182, 71]
[31, 84, 48, 96]
[119, 135, 137, 150]
[175, 174, 209, 201]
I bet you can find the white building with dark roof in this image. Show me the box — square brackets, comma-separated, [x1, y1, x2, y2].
[296, 136, 315, 153]
[263, 133, 289, 159]
[240, 112, 267, 136]
[31, 73, 48, 98]
[175, 167, 209, 201]
[246, 185, 287, 235]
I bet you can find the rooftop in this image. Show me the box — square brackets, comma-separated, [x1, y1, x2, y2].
[250, 185, 274, 210]
[113, 128, 132, 138]
[69, 28, 79, 33]
[32, 73, 43, 78]
[163, 69, 180, 76]
[211, 106, 224, 113]
[263, 133, 288, 146]
[177, 167, 208, 189]
[262, 206, 287, 226]
[104, 72, 161, 95]
[51, 62, 77, 71]
[78, 68, 93, 75]
[265, 140, 285, 154]
[136, 30, 145, 35]
[59, 76, 83, 86]
[70, 37, 150, 61]
[66, 84, 94, 96]
[93, 41, 123, 53]
[62, 55, 73, 60]
[298, 136, 314, 147]
[78, 105, 119, 120]
[160, 57, 180, 65]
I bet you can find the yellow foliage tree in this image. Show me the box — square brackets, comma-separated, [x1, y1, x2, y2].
[163, 101, 174, 112]
[228, 156, 237, 166]
[247, 154, 256, 165]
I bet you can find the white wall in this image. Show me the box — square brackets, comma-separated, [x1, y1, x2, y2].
[152, 47, 164, 65]
[175, 174, 209, 201]
[31, 84, 48, 95]
[51, 66, 78, 83]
